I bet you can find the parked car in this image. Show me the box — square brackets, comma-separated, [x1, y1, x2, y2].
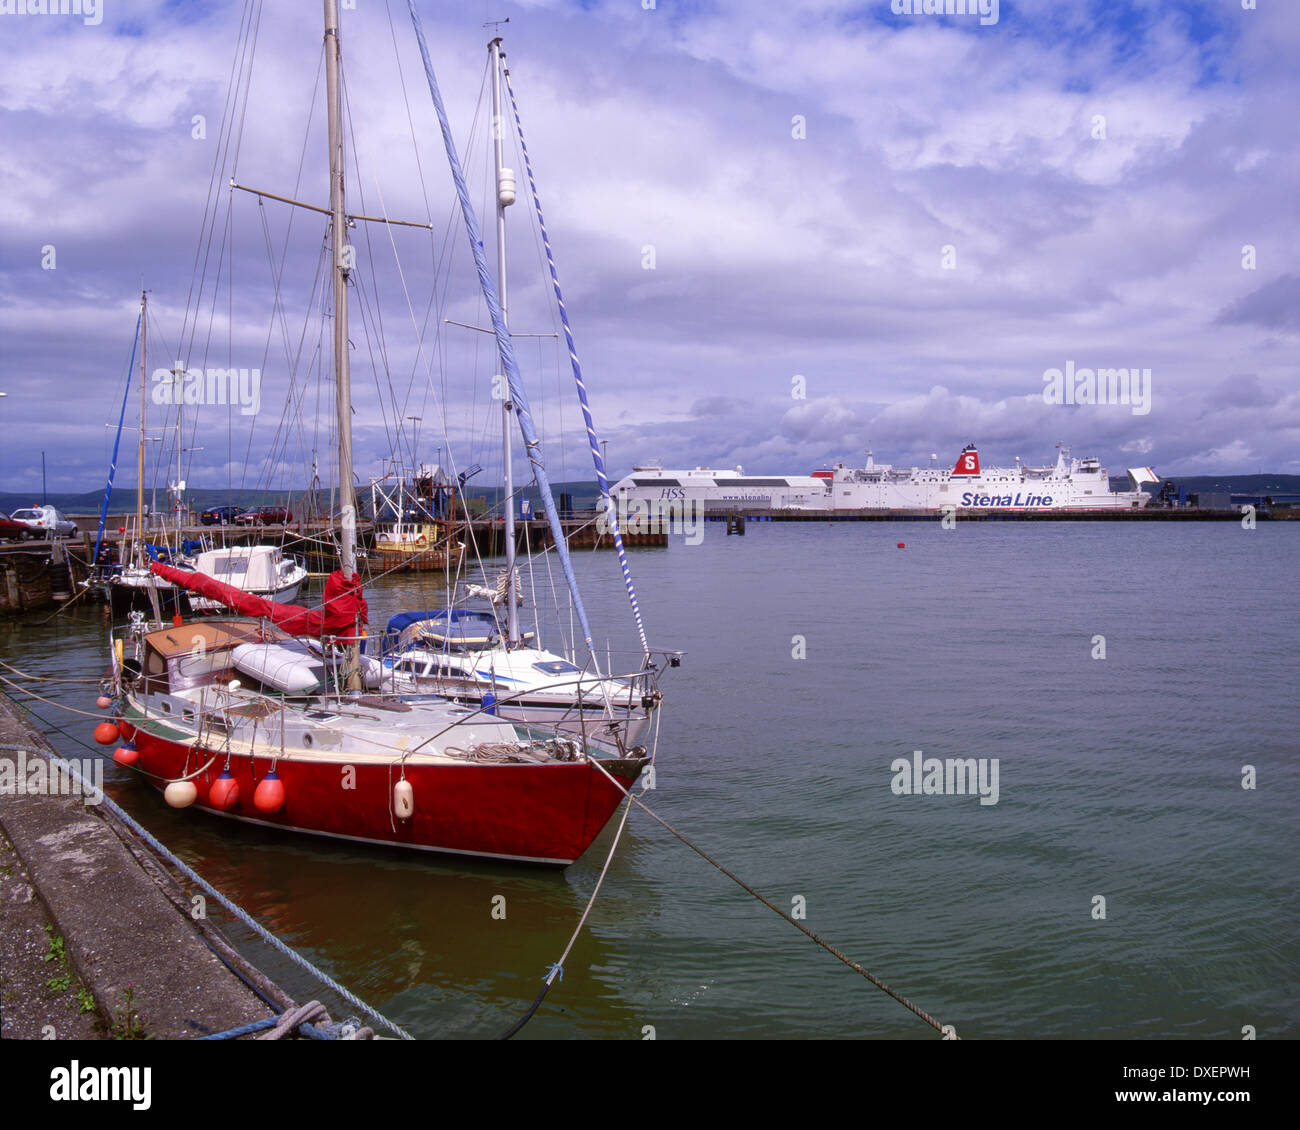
[234, 505, 293, 526]
[200, 505, 244, 526]
[0, 511, 31, 540]
[8, 506, 78, 539]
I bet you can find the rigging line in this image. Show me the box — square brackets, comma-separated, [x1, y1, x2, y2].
[179, 0, 257, 362]
[382, 0, 472, 422]
[92, 312, 142, 569]
[341, 85, 482, 534]
[585, 755, 958, 1040]
[502, 64, 649, 655]
[233, 44, 326, 504]
[405, 0, 600, 662]
[338, 74, 404, 455]
[226, 0, 264, 186]
[497, 788, 635, 1040]
[187, 3, 263, 369]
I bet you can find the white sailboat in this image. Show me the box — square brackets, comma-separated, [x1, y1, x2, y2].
[378, 33, 671, 748]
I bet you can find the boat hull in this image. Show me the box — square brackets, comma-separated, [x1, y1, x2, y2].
[108, 578, 191, 619]
[115, 716, 641, 865]
[369, 542, 466, 573]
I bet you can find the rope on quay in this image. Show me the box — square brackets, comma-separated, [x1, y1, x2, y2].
[87, 778, 412, 1039]
[584, 757, 958, 1039]
[0, 695, 413, 1041]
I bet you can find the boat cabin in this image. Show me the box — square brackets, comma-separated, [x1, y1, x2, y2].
[130, 618, 375, 698]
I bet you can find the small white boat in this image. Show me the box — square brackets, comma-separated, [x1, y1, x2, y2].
[378, 610, 658, 748]
[231, 640, 383, 695]
[188, 545, 308, 613]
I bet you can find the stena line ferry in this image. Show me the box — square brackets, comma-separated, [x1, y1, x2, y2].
[612, 445, 1158, 512]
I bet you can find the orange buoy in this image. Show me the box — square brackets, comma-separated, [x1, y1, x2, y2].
[113, 745, 139, 768]
[164, 780, 198, 808]
[95, 695, 112, 710]
[172, 614, 183, 627]
[208, 772, 240, 812]
[93, 721, 119, 745]
[253, 771, 285, 814]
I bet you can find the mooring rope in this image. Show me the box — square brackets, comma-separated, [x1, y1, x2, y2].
[497, 785, 637, 1040]
[584, 756, 957, 1038]
[79, 765, 412, 1039]
[0, 694, 413, 1040]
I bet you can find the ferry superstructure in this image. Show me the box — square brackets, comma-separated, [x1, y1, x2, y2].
[612, 446, 1157, 512]
[611, 465, 828, 510]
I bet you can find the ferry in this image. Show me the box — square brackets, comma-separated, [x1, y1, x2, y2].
[612, 445, 1158, 512]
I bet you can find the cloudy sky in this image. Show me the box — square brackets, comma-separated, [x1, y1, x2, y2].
[1, 0, 1296, 500]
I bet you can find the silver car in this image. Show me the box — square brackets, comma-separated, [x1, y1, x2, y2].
[9, 506, 78, 539]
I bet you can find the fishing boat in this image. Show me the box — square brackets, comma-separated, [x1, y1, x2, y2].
[97, 0, 654, 865]
[365, 464, 465, 574]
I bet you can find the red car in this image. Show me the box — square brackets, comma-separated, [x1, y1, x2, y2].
[234, 505, 293, 526]
[0, 512, 29, 540]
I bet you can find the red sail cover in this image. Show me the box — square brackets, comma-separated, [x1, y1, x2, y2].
[150, 563, 368, 636]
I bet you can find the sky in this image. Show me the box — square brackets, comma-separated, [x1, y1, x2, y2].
[0, 0, 1297, 498]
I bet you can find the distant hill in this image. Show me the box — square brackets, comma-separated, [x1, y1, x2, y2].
[0, 481, 607, 518]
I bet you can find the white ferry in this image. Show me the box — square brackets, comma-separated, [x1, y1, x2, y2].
[612, 445, 1158, 512]
[611, 465, 828, 511]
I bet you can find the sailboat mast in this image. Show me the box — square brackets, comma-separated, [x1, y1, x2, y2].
[174, 364, 183, 544]
[324, 0, 362, 688]
[324, 0, 356, 580]
[489, 36, 519, 646]
[135, 290, 146, 565]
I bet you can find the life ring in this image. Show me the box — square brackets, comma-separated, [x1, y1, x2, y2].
[415, 533, 428, 545]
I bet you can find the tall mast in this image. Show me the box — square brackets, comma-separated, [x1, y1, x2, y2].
[490, 35, 519, 646]
[135, 290, 146, 565]
[324, 0, 362, 687]
[325, 0, 355, 580]
[174, 362, 184, 544]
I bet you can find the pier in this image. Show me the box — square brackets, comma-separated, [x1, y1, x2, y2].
[702, 506, 1284, 522]
[0, 693, 277, 1039]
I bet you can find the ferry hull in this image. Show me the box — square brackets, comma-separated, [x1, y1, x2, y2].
[116, 718, 641, 865]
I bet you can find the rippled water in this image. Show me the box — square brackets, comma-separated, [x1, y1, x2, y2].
[3, 520, 1296, 1039]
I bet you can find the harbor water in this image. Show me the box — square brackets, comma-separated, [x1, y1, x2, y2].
[2, 520, 1295, 1039]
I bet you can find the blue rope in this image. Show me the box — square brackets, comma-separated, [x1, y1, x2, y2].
[52, 755, 414, 1040]
[502, 64, 650, 657]
[404, 0, 598, 655]
[92, 312, 141, 568]
[197, 1016, 279, 1040]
